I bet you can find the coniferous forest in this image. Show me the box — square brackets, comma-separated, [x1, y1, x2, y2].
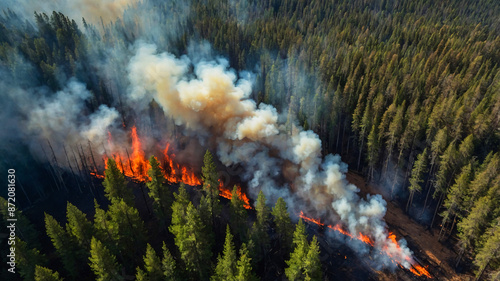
[0, 0, 499, 280]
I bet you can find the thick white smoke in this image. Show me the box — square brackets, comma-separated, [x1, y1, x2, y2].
[126, 42, 414, 269]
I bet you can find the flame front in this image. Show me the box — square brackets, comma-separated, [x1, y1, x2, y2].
[93, 127, 252, 209]
[299, 212, 431, 278]
[218, 181, 252, 209]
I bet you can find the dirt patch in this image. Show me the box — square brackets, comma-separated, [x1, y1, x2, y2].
[346, 171, 473, 281]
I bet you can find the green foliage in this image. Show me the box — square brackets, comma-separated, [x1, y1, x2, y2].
[230, 185, 248, 241]
[170, 199, 212, 279]
[249, 191, 270, 263]
[89, 237, 123, 281]
[212, 226, 237, 281]
[409, 148, 428, 194]
[162, 242, 177, 280]
[235, 243, 257, 281]
[201, 150, 221, 225]
[474, 224, 500, 279]
[137, 243, 164, 281]
[34, 265, 63, 281]
[16, 238, 46, 281]
[103, 158, 134, 206]
[147, 156, 172, 229]
[44, 213, 82, 277]
[285, 219, 309, 281]
[271, 197, 293, 251]
[304, 236, 322, 281]
[65, 202, 93, 249]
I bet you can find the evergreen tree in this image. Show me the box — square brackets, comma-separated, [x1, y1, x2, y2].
[230, 185, 248, 241]
[107, 198, 147, 264]
[137, 243, 164, 281]
[147, 156, 171, 229]
[235, 243, 257, 281]
[474, 224, 500, 280]
[212, 226, 237, 281]
[16, 238, 46, 281]
[44, 213, 81, 277]
[440, 163, 472, 239]
[171, 201, 211, 279]
[89, 237, 123, 281]
[271, 197, 293, 252]
[304, 236, 322, 281]
[162, 242, 177, 280]
[103, 158, 134, 206]
[34, 265, 63, 281]
[66, 202, 93, 249]
[201, 150, 221, 224]
[407, 148, 428, 212]
[249, 191, 270, 263]
[285, 219, 309, 281]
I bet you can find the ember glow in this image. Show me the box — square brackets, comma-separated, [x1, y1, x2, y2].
[299, 212, 431, 278]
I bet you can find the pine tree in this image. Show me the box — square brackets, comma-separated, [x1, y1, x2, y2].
[103, 158, 134, 206]
[34, 265, 63, 281]
[89, 237, 123, 281]
[212, 226, 237, 281]
[255, 190, 270, 228]
[16, 238, 46, 281]
[137, 243, 164, 281]
[439, 163, 472, 239]
[456, 196, 492, 263]
[201, 150, 221, 227]
[235, 243, 257, 281]
[407, 148, 428, 212]
[230, 185, 248, 241]
[250, 191, 270, 263]
[171, 201, 211, 279]
[285, 219, 309, 280]
[147, 156, 171, 229]
[366, 123, 380, 181]
[272, 197, 293, 252]
[162, 242, 177, 280]
[66, 202, 93, 249]
[107, 198, 146, 264]
[474, 224, 500, 280]
[304, 236, 322, 281]
[44, 213, 81, 277]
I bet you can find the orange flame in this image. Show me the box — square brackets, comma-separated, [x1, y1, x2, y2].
[217, 181, 252, 209]
[103, 127, 151, 182]
[91, 127, 253, 209]
[163, 144, 201, 186]
[299, 212, 431, 278]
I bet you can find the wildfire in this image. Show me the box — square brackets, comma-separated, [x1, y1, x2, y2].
[92, 127, 252, 209]
[299, 212, 431, 279]
[217, 181, 252, 209]
[163, 143, 202, 186]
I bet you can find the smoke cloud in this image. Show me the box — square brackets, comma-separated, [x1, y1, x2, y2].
[126, 42, 414, 269]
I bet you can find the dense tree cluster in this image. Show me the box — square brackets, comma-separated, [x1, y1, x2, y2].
[10, 151, 319, 280]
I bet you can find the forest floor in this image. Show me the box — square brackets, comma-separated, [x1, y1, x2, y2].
[346, 171, 474, 281]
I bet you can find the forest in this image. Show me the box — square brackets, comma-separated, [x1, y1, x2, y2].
[0, 0, 499, 280]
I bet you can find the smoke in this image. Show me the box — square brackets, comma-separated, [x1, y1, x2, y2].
[3, 79, 119, 162]
[0, 0, 138, 24]
[126, 42, 414, 269]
